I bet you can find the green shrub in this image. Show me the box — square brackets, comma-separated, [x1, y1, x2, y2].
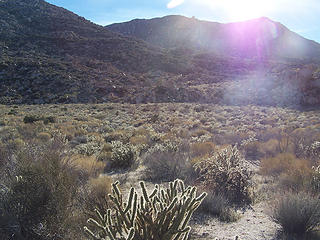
[84, 179, 207, 240]
[23, 115, 55, 124]
[42, 116, 56, 124]
[196, 145, 254, 204]
[23, 115, 40, 123]
[272, 192, 320, 235]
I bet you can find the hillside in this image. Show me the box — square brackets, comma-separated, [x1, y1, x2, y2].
[0, 1, 319, 106]
[0, 0, 187, 104]
[107, 15, 320, 61]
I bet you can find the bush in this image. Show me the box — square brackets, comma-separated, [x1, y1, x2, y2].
[72, 154, 105, 179]
[143, 141, 196, 183]
[272, 192, 320, 235]
[197, 191, 238, 222]
[83, 176, 113, 216]
[0, 139, 80, 239]
[23, 115, 55, 124]
[196, 145, 254, 204]
[105, 141, 136, 171]
[84, 179, 207, 240]
[260, 153, 307, 177]
[23, 115, 40, 124]
[197, 191, 228, 216]
[190, 142, 215, 157]
[37, 132, 51, 142]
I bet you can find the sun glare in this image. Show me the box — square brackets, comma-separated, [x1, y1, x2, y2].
[198, 0, 274, 21]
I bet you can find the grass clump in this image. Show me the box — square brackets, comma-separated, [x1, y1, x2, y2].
[197, 191, 239, 222]
[272, 192, 320, 236]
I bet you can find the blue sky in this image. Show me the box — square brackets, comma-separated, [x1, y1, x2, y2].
[47, 0, 320, 43]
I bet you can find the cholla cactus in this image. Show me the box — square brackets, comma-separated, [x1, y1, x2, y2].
[84, 179, 207, 240]
[311, 165, 320, 192]
[146, 140, 180, 155]
[195, 145, 253, 204]
[298, 141, 320, 161]
[107, 141, 136, 170]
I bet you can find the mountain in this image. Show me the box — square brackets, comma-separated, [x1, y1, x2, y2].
[0, 0, 188, 104]
[107, 15, 320, 61]
[0, 1, 319, 106]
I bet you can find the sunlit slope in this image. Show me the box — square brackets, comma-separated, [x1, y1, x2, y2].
[107, 16, 320, 61]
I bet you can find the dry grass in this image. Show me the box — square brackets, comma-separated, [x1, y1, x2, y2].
[71, 154, 105, 178]
[190, 141, 216, 157]
[260, 153, 310, 177]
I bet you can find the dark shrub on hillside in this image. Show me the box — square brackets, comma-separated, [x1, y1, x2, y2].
[23, 115, 56, 124]
[23, 115, 40, 123]
[272, 192, 320, 236]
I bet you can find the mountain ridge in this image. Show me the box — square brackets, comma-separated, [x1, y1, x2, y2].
[107, 15, 320, 61]
[0, 0, 319, 107]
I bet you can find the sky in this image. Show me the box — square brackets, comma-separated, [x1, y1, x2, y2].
[46, 0, 320, 43]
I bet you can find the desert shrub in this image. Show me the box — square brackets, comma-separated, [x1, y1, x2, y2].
[84, 179, 207, 240]
[23, 115, 55, 124]
[301, 141, 320, 162]
[42, 116, 55, 125]
[311, 165, 320, 193]
[0, 139, 80, 239]
[143, 141, 196, 183]
[191, 129, 209, 138]
[72, 155, 105, 179]
[104, 130, 132, 143]
[23, 115, 40, 123]
[272, 192, 320, 235]
[242, 140, 264, 160]
[0, 143, 8, 168]
[105, 141, 136, 171]
[258, 138, 279, 157]
[129, 135, 148, 145]
[260, 153, 303, 176]
[278, 160, 313, 192]
[197, 191, 238, 222]
[37, 132, 51, 142]
[190, 141, 215, 157]
[101, 143, 113, 152]
[97, 151, 112, 162]
[196, 145, 254, 204]
[83, 176, 113, 216]
[276, 135, 294, 154]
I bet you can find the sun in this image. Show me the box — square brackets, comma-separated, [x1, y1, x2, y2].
[207, 0, 273, 21]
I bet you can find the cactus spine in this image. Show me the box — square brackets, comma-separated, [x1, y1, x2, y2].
[84, 179, 207, 240]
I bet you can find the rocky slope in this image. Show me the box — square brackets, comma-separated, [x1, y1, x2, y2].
[107, 15, 320, 61]
[0, 0, 187, 104]
[0, 0, 319, 106]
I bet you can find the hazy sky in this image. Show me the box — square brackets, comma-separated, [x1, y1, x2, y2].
[47, 0, 320, 43]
